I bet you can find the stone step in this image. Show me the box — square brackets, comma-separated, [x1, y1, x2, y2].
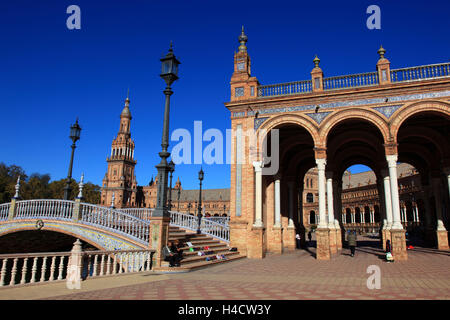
[180, 251, 240, 265]
[182, 247, 230, 257]
[154, 254, 245, 273]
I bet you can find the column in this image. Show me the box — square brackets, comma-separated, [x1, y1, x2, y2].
[287, 182, 295, 227]
[351, 209, 355, 224]
[326, 173, 335, 229]
[361, 209, 365, 224]
[432, 177, 449, 250]
[315, 158, 330, 260]
[316, 159, 327, 229]
[432, 177, 446, 231]
[274, 177, 281, 227]
[386, 155, 403, 230]
[381, 169, 393, 229]
[386, 154, 407, 260]
[326, 172, 337, 254]
[253, 161, 263, 227]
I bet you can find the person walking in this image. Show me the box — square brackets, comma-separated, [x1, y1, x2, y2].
[307, 231, 312, 246]
[296, 233, 301, 249]
[348, 230, 357, 257]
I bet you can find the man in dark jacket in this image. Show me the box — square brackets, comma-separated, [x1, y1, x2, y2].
[347, 231, 357, 257]
[163, 241, 180, 267]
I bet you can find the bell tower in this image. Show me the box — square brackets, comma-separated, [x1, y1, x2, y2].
[101, 93, 138, 208]
[230, 26, 259, 102]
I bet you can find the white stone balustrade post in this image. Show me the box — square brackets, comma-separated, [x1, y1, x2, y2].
[66, 239, 83, 290]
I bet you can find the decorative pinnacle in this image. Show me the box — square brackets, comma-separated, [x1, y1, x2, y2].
[14, 175, 20, 198]
[238, 26, 248, 52]
[313, 55, 320, 68]
[77, 173, 84, 199]
[378, 45, 386, 59]
[169, 40, 173, 52]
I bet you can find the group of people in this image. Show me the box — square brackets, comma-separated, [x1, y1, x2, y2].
[162, 240, 184, 267]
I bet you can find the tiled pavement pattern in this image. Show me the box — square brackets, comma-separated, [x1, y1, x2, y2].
[2, 237, 449, 300]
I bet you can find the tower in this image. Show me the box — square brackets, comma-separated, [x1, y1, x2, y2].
[101, 93, 138, 208]
[230, 26, 259, 102]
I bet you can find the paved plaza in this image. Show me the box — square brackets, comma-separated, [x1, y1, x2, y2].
[0, 237, 449, 300]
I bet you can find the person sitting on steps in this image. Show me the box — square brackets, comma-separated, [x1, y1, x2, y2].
[163, 241, 181, 267]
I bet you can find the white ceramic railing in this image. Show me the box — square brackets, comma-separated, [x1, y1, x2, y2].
[169, 211, 230, 243]
[204, 216, 229, 225]
[0, 203, 10, 221]
[390, 62, 450, 83]
[80, 203, 150, 244]
[0, 249, 154, 287]
[15, 200, 74, 221]
[115, 208, 153, 220]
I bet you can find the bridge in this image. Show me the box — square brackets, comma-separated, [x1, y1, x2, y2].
[0, 198, 238, 287]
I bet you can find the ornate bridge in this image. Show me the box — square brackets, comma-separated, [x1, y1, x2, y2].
[0, 199, 229, 252]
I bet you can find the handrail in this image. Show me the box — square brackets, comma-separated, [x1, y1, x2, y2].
[323, 71, 379, 90]
[169, 211, 229, 243]
[257, 80, 312, 97]
[0, 203, 11, 221]
[15, 199, 74, 221]
[80, 203, 151, 244]
[254, 62, 449, 98]
[391, 62, 450, 83]
[115, 208, 153, 220]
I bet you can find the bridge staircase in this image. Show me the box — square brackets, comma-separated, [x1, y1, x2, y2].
[156, 226, 244, 272]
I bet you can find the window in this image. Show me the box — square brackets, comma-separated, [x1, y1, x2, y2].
[235, 87, 244, 97]
[306, 193, 314, 203]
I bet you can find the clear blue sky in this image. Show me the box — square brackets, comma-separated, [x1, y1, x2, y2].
[1, 0, 449, 189]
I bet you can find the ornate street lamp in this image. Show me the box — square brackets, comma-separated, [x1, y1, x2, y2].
[177, 187, 181, 211]
[187, 202, 191, 214]
[168, 160, 175, 211]
[64, 119, 81, 200]
[153, 43, 180, 218]
[196, 168, 204, 234]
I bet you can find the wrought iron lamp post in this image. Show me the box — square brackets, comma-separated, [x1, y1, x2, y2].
[64, 119, 81, 200]
[196, 168, 204, 234]
[168, 160, 175, 211]
[153, 43, 180, 218]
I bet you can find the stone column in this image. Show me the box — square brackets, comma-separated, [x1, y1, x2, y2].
[253, 161, 263, 227]
[284, 181, 296, 251]
[381, 169, 394, 230]
[274, 178, 282, 227]
[315, 158, 330, 260]
[272, 176, 283, 253]
[326, 172, 337, 254]
[432, 177, 449, 250]
[386, 155, 407, 260]
[248, 161, 265, 259]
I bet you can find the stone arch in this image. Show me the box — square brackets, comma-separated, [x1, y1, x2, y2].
[257, 113, 320, 147]
[390, 100, 450, 141]
[320, 108, 390, 146]
[0, 220, 145, 251]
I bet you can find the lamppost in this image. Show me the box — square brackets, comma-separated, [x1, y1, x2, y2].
[177, 187, 181, 212]
[153, 43, 180, 218]
[223, 204, 226, 216]
[188, 203, 191, 214]
[64, 119, 82, 200]
[168, 160, 175, 211]
[196, 168, 204, 234]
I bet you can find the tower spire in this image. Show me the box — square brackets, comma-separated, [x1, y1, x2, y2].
[238, 26, 248, 52]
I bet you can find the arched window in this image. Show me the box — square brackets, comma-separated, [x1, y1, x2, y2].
[306, 193, 314, 203]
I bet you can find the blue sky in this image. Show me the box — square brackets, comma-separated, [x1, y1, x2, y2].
[0, 0, 449, 189]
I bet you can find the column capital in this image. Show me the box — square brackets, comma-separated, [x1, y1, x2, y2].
[386, 154, 398, 166]
[315, 158, 326, 168]
[253, 161, 263, 172]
